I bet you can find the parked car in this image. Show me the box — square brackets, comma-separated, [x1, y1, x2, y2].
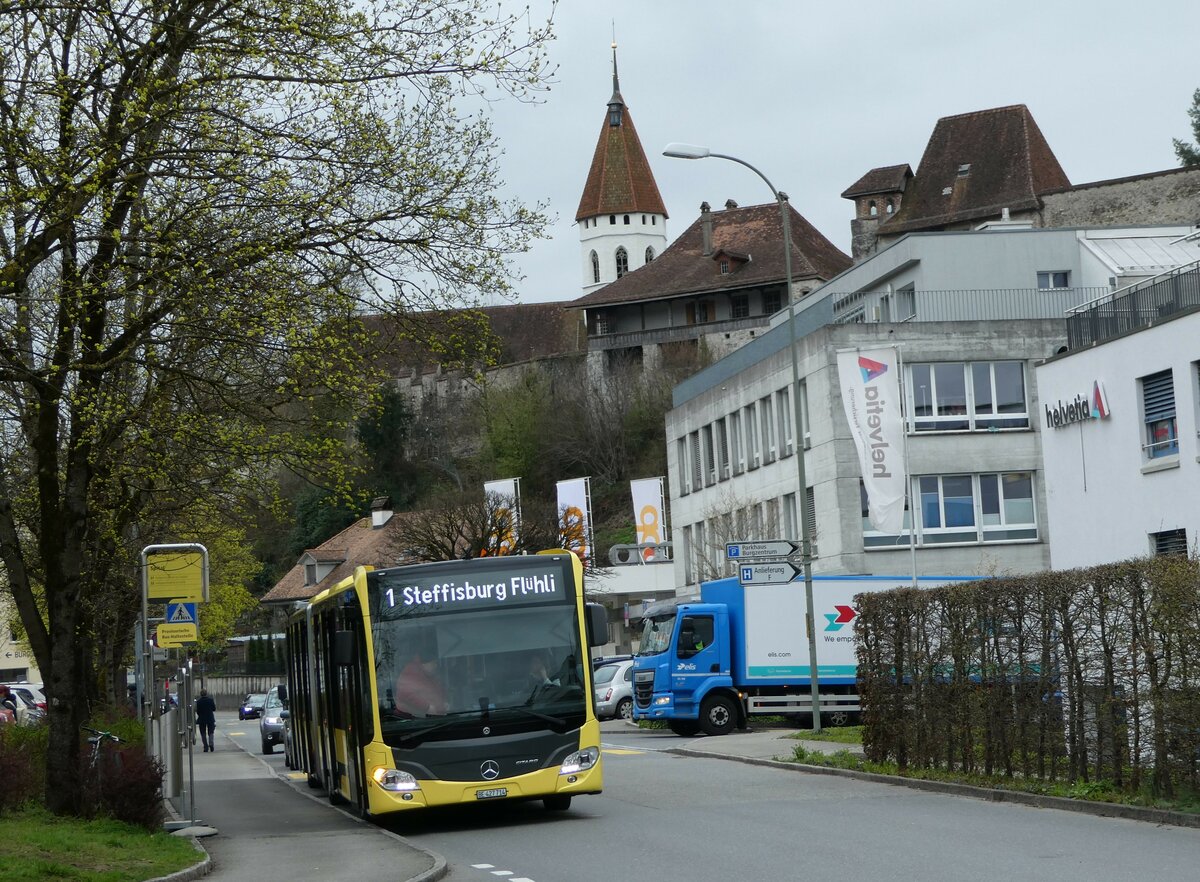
[591, 654, 633, 671]
[239, 693, 267, 720]
[5, 683, 46, 711]
[0, 685, 45, 726]
[1, 684, 46, 725]
[593, 659, 634, 721]
[260, 685, 286, 754]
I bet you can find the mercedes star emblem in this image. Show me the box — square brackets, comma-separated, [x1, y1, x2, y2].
[481, 760, 500, 780]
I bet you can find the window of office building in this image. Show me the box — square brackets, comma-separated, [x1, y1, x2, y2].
[1140, 369, 1178, 458]
[716, 419, 730, 480]
[1037, 270, 1070, 289]
[1151, 528, 1187, 557]
[862, 472, 1036, 547]
[745, 401, 759, 468]
[759, 396, 775, 464]
[909, 361, 1028, 431]
[775, 387, 793, 456]
[729, 411, 744, 475]
[702, 425, 716, 486]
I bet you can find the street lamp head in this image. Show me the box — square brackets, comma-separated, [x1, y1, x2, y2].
[663, 142, 711, 160]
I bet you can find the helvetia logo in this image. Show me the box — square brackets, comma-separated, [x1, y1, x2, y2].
[1091, 380, 1110, 419]
[858, 356, 888, 383]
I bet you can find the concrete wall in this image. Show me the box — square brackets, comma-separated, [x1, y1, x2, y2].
[1036, 308, 1200, 569]
[198, 674, 286, 711]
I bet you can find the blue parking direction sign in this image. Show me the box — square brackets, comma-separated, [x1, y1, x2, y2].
[726, 540, 800, 560]
[166, 602, 198, 625]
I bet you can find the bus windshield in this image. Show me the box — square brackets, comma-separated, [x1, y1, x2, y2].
[638, 611, 678, 656]
[371, 598, 586, 747]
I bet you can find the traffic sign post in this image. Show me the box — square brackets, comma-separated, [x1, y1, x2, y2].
[156, 623, 198, 647]
[726, 540, 801, 561]
[738, 561, 802, 586]
[166, 602, 198, 625]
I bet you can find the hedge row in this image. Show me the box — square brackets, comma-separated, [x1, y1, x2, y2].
[855, 556, 1200, 798]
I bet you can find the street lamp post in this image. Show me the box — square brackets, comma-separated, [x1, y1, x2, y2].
[663, 143, 822, 732]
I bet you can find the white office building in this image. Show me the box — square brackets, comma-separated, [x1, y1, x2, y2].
[1036, 257, 1200, 568]
[666, 225, 1200, 592]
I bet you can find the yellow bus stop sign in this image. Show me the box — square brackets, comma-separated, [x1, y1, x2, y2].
[146, 551, 207, 602]
[156, 623, 198, 647]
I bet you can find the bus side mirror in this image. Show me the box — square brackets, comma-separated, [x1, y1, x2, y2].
[333, 630, 357, 666]
[277, 683, 288, 704]
[585, 603, 608, 648]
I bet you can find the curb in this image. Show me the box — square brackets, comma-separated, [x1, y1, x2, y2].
[152, 801, 211, 881]
[669, 747, 1200, 830]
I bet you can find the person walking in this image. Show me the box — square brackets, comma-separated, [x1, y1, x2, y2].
[195, 688, 217, 752]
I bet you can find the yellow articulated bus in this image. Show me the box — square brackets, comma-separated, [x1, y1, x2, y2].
[284, 551, 607, 816]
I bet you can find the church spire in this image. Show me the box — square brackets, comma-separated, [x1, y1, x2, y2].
[575, 43, 667, 222]
[575, 43, 668, 296]
[607, 43, 624, 126]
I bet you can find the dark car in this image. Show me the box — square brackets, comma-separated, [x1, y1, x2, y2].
[239, 693, 266, 720]
[260, 685, 286, 754]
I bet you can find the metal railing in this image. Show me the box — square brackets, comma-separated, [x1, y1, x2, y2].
[1065, 261, 1200, 349]
[832, 286, 1108, 325]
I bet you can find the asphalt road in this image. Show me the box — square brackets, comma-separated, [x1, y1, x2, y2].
[223, 717, 1200, 882]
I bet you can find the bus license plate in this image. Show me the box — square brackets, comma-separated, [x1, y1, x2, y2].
[475, 788, 507, 800]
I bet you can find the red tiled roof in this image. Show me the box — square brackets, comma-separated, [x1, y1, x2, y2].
[841, 164, 913, 198]
[880, 105, 1069, 234]
[261, 514, 416, 605]
[568, 202, 852, 308]
[575, 100, 667, 221]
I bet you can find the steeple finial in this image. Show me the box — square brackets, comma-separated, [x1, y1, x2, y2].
[608, 35, 624, 126]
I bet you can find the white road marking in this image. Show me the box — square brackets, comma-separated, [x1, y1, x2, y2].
[472, 866, 495, 871]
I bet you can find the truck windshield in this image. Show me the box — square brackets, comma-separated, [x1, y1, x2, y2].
[637, 612, 677, 656]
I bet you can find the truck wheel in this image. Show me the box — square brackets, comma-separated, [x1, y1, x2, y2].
[616, 698, 633, 721]
[822, 710, 853, 728]
[667, 720, 701, 736]
[543, 795, 572, 811]
[700, 695, 737, 736]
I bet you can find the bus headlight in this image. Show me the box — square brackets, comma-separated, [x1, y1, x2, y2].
[372, 767, 420, 792]
[559, 746, 599, 775]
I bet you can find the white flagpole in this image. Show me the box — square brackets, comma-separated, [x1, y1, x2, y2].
[895, 344, 918, 588]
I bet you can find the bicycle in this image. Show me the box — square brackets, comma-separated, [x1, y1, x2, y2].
[82, 725, 124, 771]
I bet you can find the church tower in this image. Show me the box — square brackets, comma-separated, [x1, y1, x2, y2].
[576, 45, 668, 297]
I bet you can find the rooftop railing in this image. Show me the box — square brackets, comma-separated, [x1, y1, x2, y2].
[1065, 260, 1200, 349]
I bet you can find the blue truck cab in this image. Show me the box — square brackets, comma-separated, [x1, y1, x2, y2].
[631, 578, 761, 736]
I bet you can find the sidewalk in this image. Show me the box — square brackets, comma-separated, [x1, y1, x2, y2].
[666, 725, 862, 764]
[166, 728, 444, 882]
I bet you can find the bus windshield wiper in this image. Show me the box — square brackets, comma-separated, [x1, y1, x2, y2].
[392, 717, 468, 746]
[505, 706, 570, 730]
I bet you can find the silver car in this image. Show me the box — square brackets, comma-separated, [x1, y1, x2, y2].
[593, 659, 634, 721]
[259, 685, 286, 754]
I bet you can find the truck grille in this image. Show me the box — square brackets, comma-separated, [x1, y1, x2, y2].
[633, 670, 654, 708]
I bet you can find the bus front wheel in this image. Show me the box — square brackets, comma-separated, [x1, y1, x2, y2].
[543, 795, 572, 811]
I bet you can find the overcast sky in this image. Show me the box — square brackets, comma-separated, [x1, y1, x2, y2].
[484, 1, 1200, 304]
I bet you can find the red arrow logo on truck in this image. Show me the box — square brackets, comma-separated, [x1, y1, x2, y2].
[824, 605, 858, 631]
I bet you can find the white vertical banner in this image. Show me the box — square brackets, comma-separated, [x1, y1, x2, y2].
[630, 477, 666, 561]
[837, 346, 907, 533]
[483, 478, 521, 554]
[556, 477, 593, 566]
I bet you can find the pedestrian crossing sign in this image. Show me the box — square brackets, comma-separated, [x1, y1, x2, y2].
[166, 602, 197, 625]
